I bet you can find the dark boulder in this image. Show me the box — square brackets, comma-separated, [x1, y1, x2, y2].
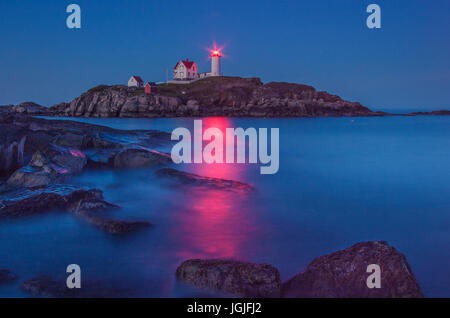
[176, 259, 281, 298]
[21, 275, 118, 297]
[7, 144, 87, 188]
[113, 148, 172, 169]
[0, 269, 18, 284]
[156, 168, 254, 193]
[282, 241, 423, 298]
[0, 184, 103, 218]
[70, 198, 151, 235]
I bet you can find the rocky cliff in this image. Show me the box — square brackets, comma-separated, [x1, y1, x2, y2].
[49, 77, 382, 118]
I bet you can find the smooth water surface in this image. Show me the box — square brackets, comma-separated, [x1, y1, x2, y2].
[1, 115, 449, 297]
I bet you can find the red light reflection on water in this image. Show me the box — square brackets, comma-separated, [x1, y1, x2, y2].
[172, 117, 258, 260]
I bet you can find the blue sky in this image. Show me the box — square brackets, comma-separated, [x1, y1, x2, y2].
[0, 0, 449, 111]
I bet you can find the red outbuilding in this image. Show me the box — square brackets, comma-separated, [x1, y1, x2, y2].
[145, 82, 158, 95]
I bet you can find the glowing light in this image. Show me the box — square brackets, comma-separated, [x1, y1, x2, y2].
[207, 43, 225, 58]
[210, 49, 222, 57]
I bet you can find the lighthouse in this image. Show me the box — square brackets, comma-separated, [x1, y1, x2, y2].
[210, 50, 222, 76]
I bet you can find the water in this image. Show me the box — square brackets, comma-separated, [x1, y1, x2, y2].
[1, 115, 450, 297]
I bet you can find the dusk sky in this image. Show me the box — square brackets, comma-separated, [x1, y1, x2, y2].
[0, 0, 449, 111]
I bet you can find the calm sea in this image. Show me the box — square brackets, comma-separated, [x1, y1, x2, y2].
[1, 115, 449, 297]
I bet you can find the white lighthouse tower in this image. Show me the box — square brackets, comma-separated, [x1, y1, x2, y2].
[210, 50, 222, 76]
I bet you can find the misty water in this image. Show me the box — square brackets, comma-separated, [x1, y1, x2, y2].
[1, 116, 449, 297]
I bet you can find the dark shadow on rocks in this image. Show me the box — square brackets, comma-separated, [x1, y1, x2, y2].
[0, 269, 18, 284]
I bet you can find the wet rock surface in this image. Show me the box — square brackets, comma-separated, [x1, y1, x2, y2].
[282, 241, 423, 298]
[7, 144, 87, 188]
[0, 184, 103, 218]
[0, 269, 18, 284]
[70, 198, 151, 235]
[113, 148, 172, 169]
[176, 259, 282, 298]
[0, 184, 150, 234]
[156, 168, 254, 193]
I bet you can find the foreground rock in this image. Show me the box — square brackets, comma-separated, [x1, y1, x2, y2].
[282, 241, 423, 298]
[48, 77, 383, 118]
[156, 168, 254, 193]
[7, 144, 87, 188]
[0, 112, 171, 177]
[113, 148, 172, 169]
[21, 275, 118, 297]
[0, 184, 103, 218]
[0, 184, 150, 234]
[70, 198, 151, 235]
[0, 269, 18, 284]
[176, 259, 281, 298]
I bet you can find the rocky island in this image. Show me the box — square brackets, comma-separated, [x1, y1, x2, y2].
[48, 77, 384, 118]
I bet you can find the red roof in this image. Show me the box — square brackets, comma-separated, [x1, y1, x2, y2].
[132, 76, 143, 83]
[174, 59, 196, 70]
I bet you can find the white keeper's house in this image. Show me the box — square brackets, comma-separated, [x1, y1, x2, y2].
[128, 75, 144, 88]
[173, 58, 198, 80]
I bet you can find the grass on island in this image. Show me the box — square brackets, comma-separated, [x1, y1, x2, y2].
[156, 76, 255, 98]
[87, 76, 254, 98]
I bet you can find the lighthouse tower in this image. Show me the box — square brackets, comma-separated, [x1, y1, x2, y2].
[210, 50, 222, 76]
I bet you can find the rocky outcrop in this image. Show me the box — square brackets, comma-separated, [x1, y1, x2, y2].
[0, 184, 104, 218]
[21, 275, 119, 297]
[69, 198, 151, 235]
[113, 148, 172, 169]
[0, 112, 172, 177]
[0, 269, 18, 284]
[177, 242, 423, 298]
[282, 241, 423, 298]
[0, 136, 26, 177]
[176, 259, 282, 298]
[49, 77, 382, 118]
[11, 102, 49, 115]
[0, 184, 149, 234]
[7, 144, 87, 188]
[155, 168, 254, 193]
